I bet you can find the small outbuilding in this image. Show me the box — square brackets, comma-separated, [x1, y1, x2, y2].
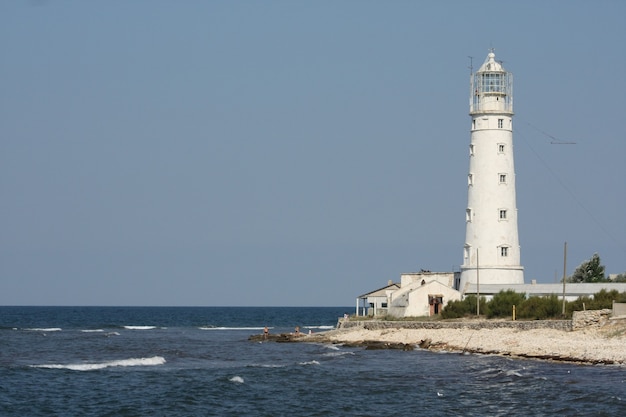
[355, 281, 400, 317]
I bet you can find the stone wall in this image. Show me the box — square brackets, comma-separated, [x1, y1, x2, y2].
[572, 309, 612, 330]
[338, 318, 572, 331]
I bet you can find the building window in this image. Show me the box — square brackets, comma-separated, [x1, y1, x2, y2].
[499, 174, 507, 184]
[466, 208, 472, 222]
[464, 245, 470, 259]
[468, 174, 474, 186]
[469, 144, 475, 156]
[472, 119, 476, 130]
[499, 209, 507, 220]
[500, 247, 509, 257]
[498, 143, 505, 153]
[498, 119, 504, 128]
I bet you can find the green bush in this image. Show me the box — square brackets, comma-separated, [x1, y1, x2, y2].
[568, 289, 626, 312]
[441, 298, 470, 319]
[517, 294, 561, 320]
[441, 295, 487, 319]
[486, 290, 526, 318]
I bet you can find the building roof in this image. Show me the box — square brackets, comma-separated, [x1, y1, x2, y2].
[357, 283, 400, 299]
[478, 51, 505, 73]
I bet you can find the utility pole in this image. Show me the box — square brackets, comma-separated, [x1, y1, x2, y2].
[562, 242, 567, 315]
[476, 249, 480, 316]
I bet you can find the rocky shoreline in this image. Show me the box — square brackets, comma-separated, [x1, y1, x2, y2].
[250, 318, 626, 366]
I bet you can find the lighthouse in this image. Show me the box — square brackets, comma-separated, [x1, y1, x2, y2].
[459, 51, 524, 291]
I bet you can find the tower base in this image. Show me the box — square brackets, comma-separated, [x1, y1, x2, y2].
[458, 266, 524, 293]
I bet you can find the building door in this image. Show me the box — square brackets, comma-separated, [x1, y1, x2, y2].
[429, 295, 443, 316]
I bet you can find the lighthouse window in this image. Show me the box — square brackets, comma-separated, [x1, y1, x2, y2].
[498, 119, 504, 128]
[500, 247, 509, 257]
[498, 144, 505, 153]
[481, 73, 504, 93]
[499, 209, 507, 220]
[466, 208, 472, 222]
[499, 174, 507, 184]
[469, 144, 475, 156]
[468, 174, 474, 186]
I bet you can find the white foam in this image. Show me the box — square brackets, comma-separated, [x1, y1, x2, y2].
[305, 325, 335, 330]
[199, 326, 265, 331]
[323, 351, 355, 358]
[249, 363, 286, 368]
[299, 360, 320, 366]
[229, 376, 244, 384]
[81, 329, 104, 333]
[25, 328, 62, 332]
[31, 356, 166, 371]
[123, 326, 157, 330]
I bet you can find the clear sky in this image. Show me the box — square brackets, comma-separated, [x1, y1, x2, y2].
[1, 1, 625, 306]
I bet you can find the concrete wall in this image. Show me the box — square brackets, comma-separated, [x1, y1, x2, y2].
[613, 302, 626, 317]
[401, 272, 455, 288]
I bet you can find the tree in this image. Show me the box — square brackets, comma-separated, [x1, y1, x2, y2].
[568, 253, 607, 283]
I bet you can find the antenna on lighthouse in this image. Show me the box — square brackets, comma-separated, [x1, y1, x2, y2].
[467, 56, 473, 74]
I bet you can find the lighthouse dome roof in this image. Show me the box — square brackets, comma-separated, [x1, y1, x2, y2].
[477, 51, 506, 73]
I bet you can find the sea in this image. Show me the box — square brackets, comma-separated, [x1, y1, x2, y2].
[1, 306, 624, 416]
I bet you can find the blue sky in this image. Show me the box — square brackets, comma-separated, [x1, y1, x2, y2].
[1, 1, 625, 306]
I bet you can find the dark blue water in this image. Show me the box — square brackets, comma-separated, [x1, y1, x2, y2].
[1, 307, 624, 416]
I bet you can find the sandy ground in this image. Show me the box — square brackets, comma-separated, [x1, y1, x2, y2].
[310, 320, 626, 365]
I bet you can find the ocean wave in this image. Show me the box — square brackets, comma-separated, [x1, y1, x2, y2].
[299, 360, 320, 366]
[81, 329, 104, 333]
[123, 326, 158, 330]
[322, 351, 355, 358]
[199, 326, 265, 331]
[25, 328, 62, 332]
[229, 376, 244, 384]
[31, 356, 166, 371]
[248, 363, 286, 368]
[304, 325, 335, 330]
[322, 344, 341, 350]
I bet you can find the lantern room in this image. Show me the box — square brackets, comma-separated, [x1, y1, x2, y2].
[470, 51, 513, 115]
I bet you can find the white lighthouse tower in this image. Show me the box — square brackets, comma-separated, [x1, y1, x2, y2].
[459, 50, 524, 291]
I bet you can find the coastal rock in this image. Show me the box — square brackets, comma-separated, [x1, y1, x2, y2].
[248, 333, 304, 343]
[418, 338, 432, 349]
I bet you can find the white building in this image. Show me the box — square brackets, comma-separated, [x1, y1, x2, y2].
[459, 51, 524, 291]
